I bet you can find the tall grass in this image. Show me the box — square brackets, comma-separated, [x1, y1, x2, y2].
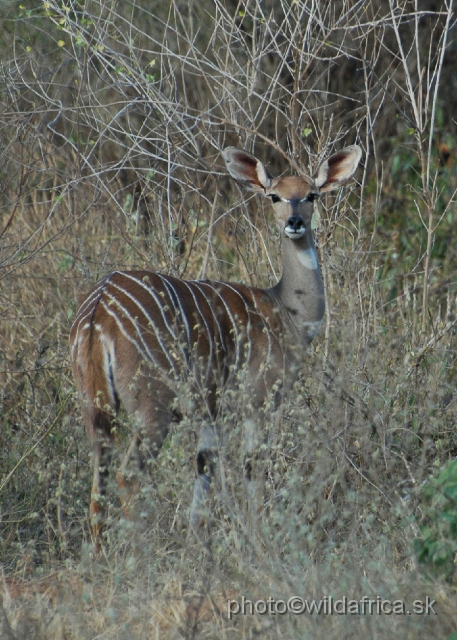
[1, 0, 457, 637]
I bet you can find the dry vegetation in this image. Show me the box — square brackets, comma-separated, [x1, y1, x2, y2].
[1, 0, 457, 638]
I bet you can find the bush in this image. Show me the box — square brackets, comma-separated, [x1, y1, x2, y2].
[415, 460, 457, 582]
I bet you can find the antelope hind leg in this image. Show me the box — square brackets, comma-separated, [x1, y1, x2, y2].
[115, 431, 143, 525]
[90, 432, 113, 550]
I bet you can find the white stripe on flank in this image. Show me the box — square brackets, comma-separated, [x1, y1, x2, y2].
[99, 298, 151, 364]
[156, 275, 193, 350]
[192, 281, 226, 354]
[121, 272, 177, 341]
[180, 280, 214, 385]
[74, 282, 106, 317]
[191, 280, 228, 381]
[199, 281, 242, 369]
[214, 281, 253, 364]
[101, 287, 177, 374]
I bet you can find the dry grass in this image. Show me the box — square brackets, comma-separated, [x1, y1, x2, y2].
[1, 0, 457, 637]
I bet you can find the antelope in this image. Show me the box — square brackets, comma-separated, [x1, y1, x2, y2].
[70, 145, 362, 544]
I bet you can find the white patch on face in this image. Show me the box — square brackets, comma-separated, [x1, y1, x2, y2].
[284, 226, 306, 239]
[297, 247, 319, 270]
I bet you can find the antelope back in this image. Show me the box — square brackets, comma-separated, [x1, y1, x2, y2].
[70, 270, 289, 426]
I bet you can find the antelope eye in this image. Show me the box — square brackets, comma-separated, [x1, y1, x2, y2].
[269, 194, 281, 204]
[307, 193, 318, 202]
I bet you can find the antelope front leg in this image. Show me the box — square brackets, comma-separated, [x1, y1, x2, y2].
[189, 422, 218, 535]
[90, 432, 113, 551]
[243, 417, 264, 523]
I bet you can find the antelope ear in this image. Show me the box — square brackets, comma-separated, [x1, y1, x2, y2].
[314, 145, 362, 192]
[222, 147, 272, 193]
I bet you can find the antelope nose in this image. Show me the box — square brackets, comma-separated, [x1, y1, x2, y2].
[286, 216, 304, 232]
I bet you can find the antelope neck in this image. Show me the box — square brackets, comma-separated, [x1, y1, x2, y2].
[269, 231, 325, 343]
